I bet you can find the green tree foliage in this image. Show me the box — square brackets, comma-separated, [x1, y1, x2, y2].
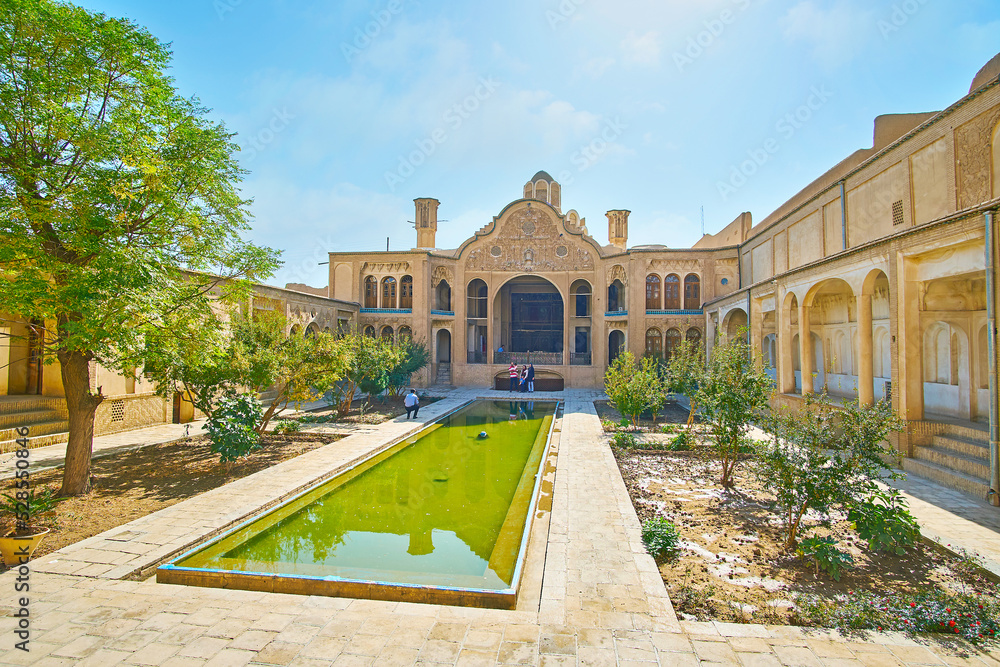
[848, 488, 921, 555]
[328, 334, 407, 416]
[385, 339, 430, 397]
[757, 393, 905, 548]
[695, 330, 772, 489]
[604, 351, 658, 426]
[204, 393, 263, 464]
[144, 311, 349, 433]
[0, 1, 279, 494]
[664, 337, 704, 427]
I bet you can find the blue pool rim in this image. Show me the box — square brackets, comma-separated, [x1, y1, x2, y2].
[156, 398, 562, 608]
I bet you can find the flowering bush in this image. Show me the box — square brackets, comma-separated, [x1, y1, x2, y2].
[796, 591, 1000, 643]
[611, 431, 639, 449]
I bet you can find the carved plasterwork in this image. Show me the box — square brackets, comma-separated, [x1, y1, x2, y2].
[361, 261, 410, 274]
[465, 206, 595, 272]
[607, 320, 628, 330]
[648, 258, 701, 273]
[955, 104, 1000, 210]
[431, 266, 454, 287]
[607, 264, 628, 286]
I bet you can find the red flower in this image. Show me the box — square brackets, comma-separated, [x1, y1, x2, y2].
[949, 620, 956, 627]
[910, 602, 916, 608]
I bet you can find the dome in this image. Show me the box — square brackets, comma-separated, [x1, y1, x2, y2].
[970, 52, 1000, 94]
[531, 170, 554, 183]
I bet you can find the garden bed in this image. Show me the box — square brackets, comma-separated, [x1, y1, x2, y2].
[614, 445, 999, 639]
[595, 399, 696, 432]
[0, 432, 341, 565]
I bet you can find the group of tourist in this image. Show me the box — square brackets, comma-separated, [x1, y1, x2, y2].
[507, 361, 535, 393]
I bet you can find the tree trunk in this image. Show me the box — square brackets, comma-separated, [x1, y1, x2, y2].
[58, 349, 103, 496]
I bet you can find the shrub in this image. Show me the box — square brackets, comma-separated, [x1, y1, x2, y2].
[668, 430, 694, 450]
[695, 329, 772, 488]
[642, 517, 681, 560]
[271, 419, 302, 434]
[756, 393, 905, 549]
[204, 393, 263, 463]
[796, 590, 1000, 643]
[611, 431, 639, 449]
[796, 535, 853, 581]
[1, 488, 62, 535]
[604, 352, 659, 426]
[848, 488, 921, 554]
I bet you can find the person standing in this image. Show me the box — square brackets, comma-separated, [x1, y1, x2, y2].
[527, 363, 535, 393]
[404, 389, 420, 419]
[508, 362, 518, 392]
[519, 366, 528, 393]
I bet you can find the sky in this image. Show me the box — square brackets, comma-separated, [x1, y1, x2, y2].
[76, 0, 1000, 289]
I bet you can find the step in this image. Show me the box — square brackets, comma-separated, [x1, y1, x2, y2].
[0, 420, 70, 441]
[0, 396, 67, 416]
[902, 458, 990, 501]
[0, 408, 65, 430]
[930, 433, 990, 460]
[0, 430, 69, 454]
[913, 445, 990, 479]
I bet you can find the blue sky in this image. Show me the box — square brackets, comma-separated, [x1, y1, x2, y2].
[78, 0, 999, 289]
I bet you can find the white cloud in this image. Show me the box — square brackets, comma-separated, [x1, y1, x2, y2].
[579, 56, 616, 78]
[780, 1, 874, 68]
[621, 30, 663, 66]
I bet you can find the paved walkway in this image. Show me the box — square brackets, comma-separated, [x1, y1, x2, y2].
[0, 388, 997, 666]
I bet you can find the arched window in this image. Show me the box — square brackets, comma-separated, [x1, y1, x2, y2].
[686, 328, 702, 346]
[381, 326, 394, 341]
[645, 328, 663, 358]
[364, 276, 378, 309]
[305, 323, 319, 338]
[398, 326, 412, 342]
[608, 280, 625, 312]
[645, 275, 661, 310]
[363, 325, 376, 338]
[381, 277, 397, 309]
[436, 281, 451, 311]
[664, 274, 681, 309]
[289, 324, 301, 337]
[400, 276, 413, 309]
[572, 280, 592, 317]
[467, 279, 488, 318]
[665, 328, 682, 360]
[684, 274, 701, 310]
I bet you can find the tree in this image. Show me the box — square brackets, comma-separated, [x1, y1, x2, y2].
[604, 351, 655, 427]
[757, 393, 905, 549]
[695, 329, 772, 489]
[642, 355, 669, 425]
[386, 339, 430, 397]
[664, 337, 704, 427]
[329, 334, 406, 416]
[0, 1, 280, 494]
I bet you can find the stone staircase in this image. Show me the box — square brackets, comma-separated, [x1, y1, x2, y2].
[435, 363, 452, 386]
[0, 396, 70, 453]
[904, 421, 991, 500]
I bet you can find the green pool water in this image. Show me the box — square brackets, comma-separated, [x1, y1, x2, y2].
[173, 400, 556, 591]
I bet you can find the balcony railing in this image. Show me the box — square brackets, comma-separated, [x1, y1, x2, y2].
[604, 310, 628, 318]
[645, 309, 704, 316]
[570, 353, 592, 366]
[360, 308, 412, 314]
[494, 351, 563, 366]
[430, 310, 454, 317]
[467, 351, 488, 364]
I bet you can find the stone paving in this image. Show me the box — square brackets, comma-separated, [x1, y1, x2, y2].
[0, 388, 997, 666]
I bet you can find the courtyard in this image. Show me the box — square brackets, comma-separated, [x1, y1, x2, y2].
[2, 387, 998, 666]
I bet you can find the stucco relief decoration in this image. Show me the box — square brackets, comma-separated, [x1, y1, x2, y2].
[955, 105, 1000, 209]
[431, 266, 454, 287]
[608, 321, 627, 331]
[465, 206, 595, 272]
[649, 259, 700, 273]
[607, 264, 628, 286]
[361, 261, 410, 275]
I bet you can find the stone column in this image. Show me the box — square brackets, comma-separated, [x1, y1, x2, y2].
[799, 303, 813, 395]
[857, 292, 874, 406]
[778, 296, 795, 394]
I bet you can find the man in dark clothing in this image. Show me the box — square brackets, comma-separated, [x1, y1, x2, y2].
[527, 364, 535, 392]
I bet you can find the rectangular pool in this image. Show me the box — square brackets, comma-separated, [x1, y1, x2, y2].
[157, 399, 558, 608]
